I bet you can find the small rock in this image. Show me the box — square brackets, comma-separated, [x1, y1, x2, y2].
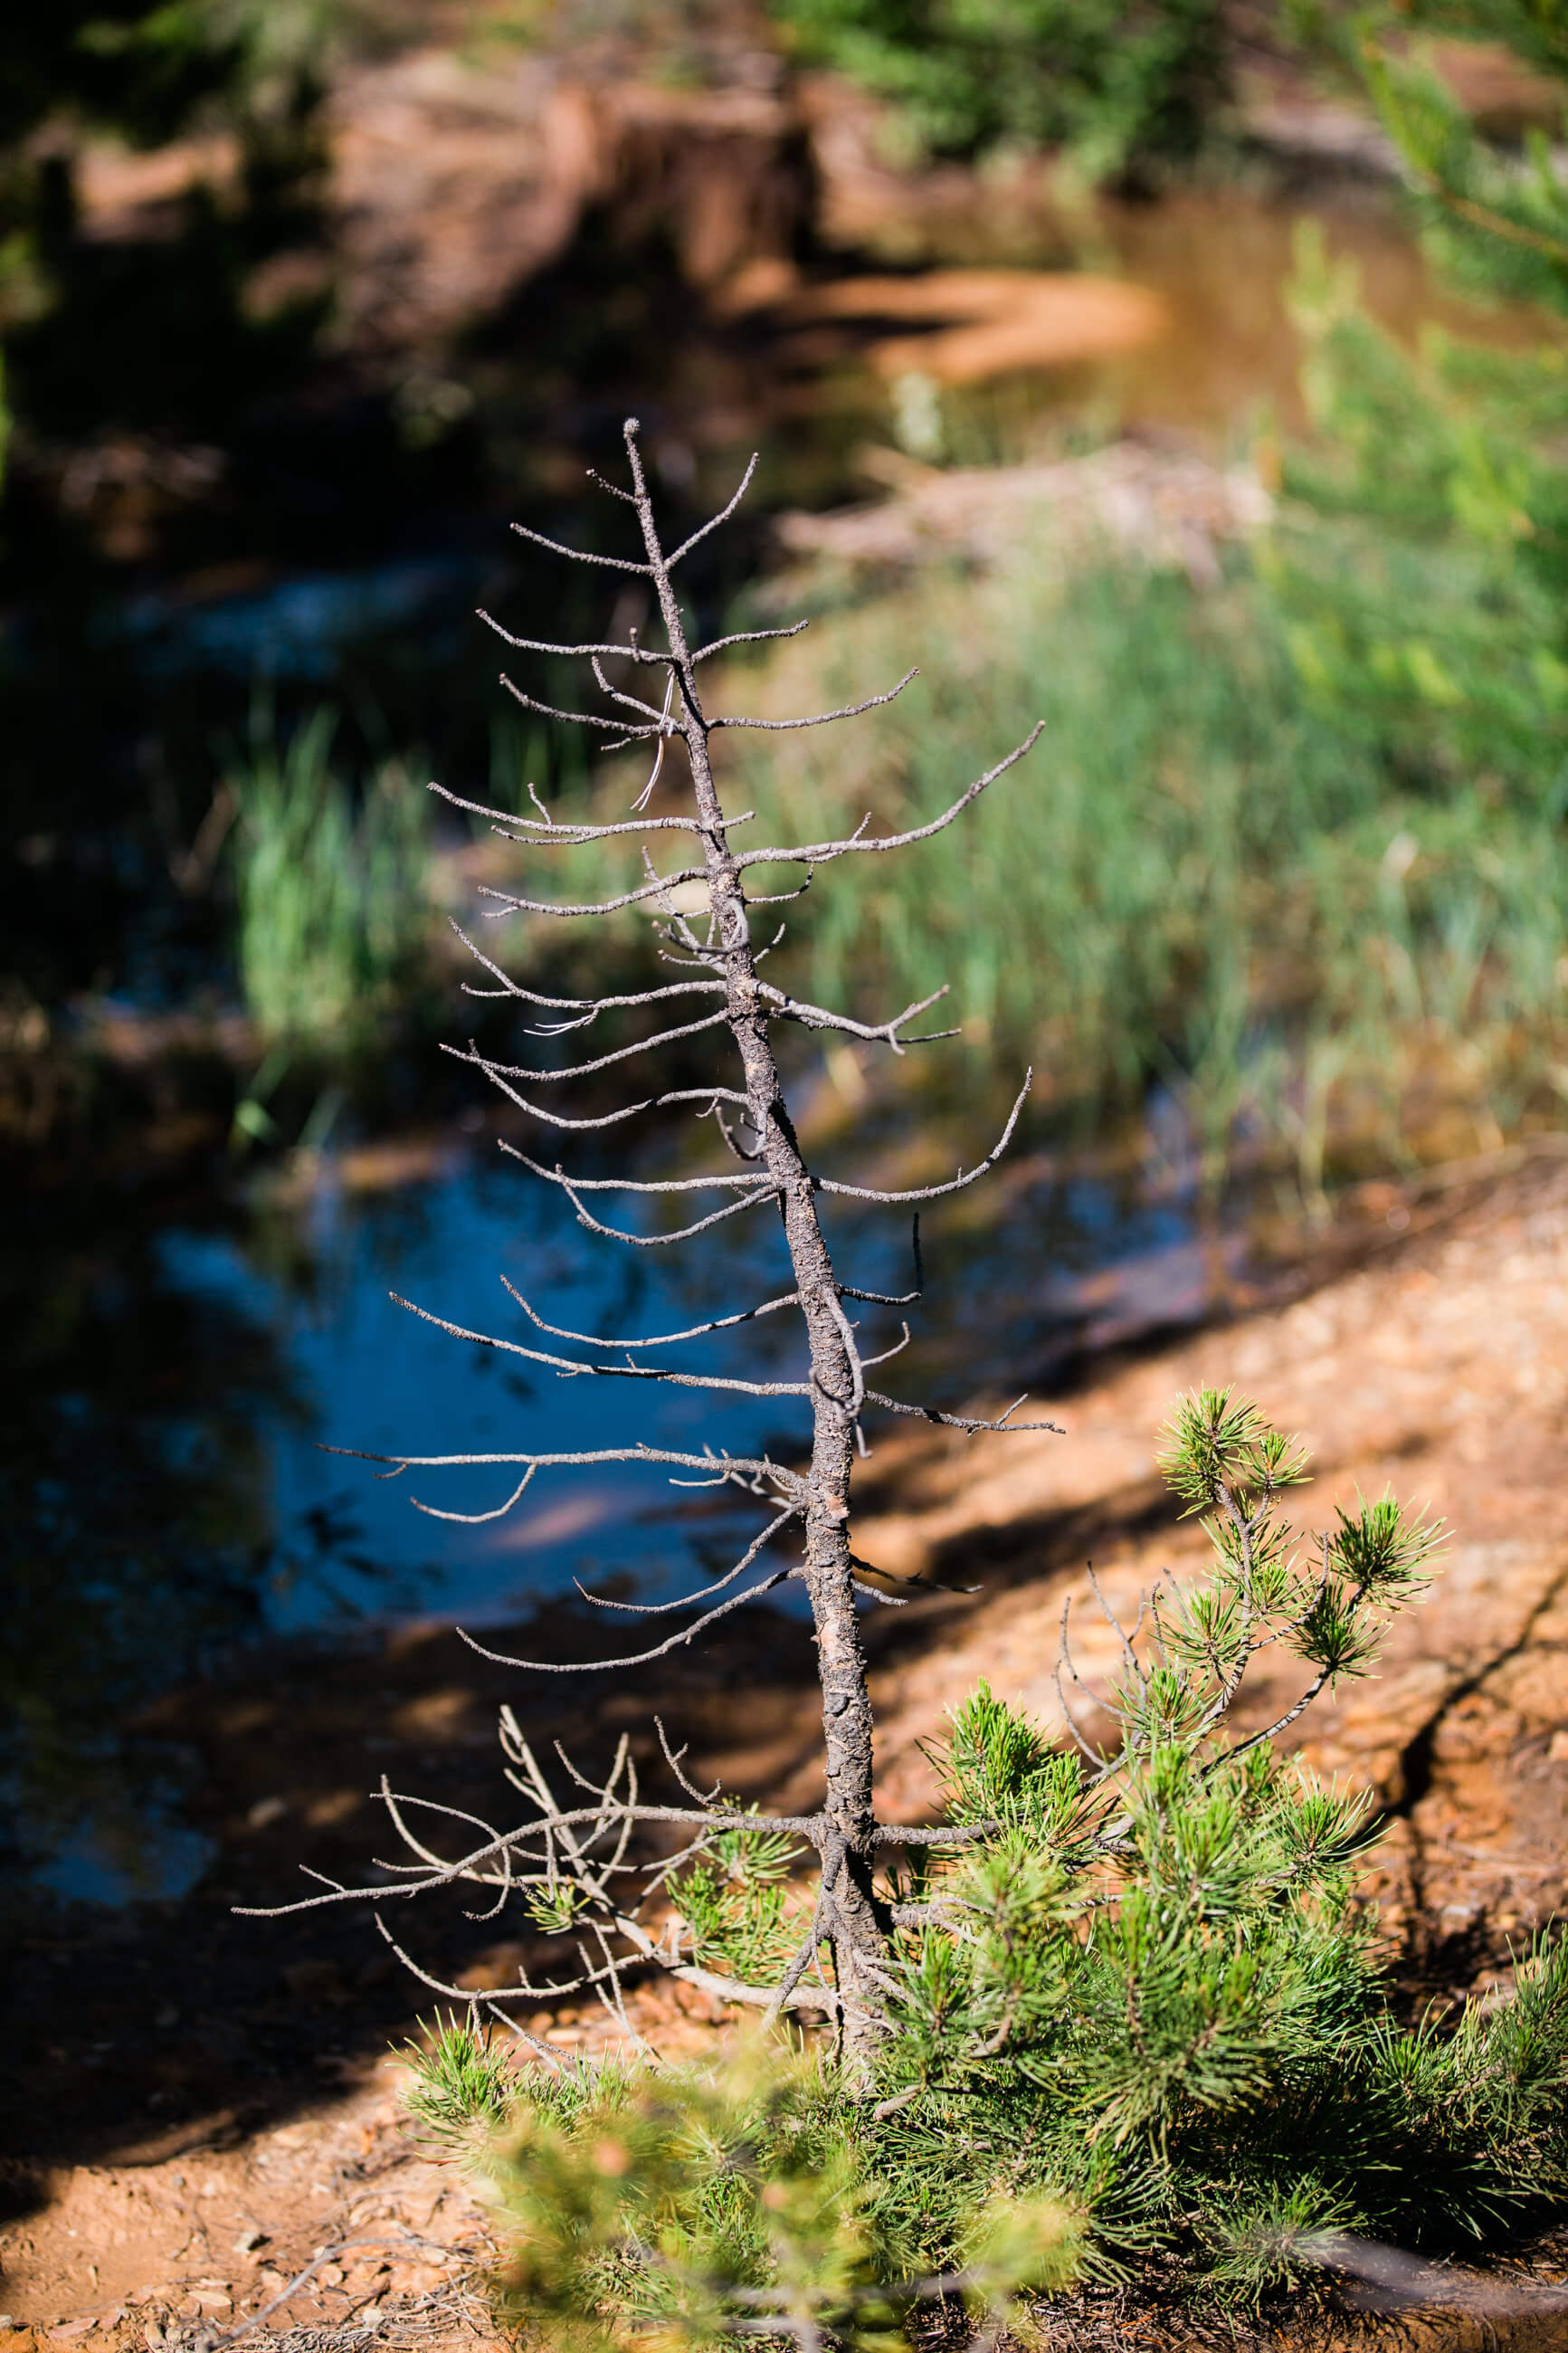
[233, 2229, 267, 2257]
[246, 1796, 288, 1830]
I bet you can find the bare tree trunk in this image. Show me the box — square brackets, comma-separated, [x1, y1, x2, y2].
[635, 455, 889, 2067]
[260, 415, 1049, 2091]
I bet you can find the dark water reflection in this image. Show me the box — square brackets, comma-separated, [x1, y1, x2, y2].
[2, 1205, 292, 1901]
[4, 1107, 1209, 1907]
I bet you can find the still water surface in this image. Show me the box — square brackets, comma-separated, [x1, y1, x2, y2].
[12, 1105, 1212, 1906]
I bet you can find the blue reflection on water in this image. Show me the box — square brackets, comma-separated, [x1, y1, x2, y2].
[115, 556, 486, 679]
[162, 1147, 900, 1632]
[166, 1135, 1205, 1634]
[17, 1119, 1212, 1906]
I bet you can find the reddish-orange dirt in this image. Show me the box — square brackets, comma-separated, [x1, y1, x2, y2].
[6, 1148, 1568, 2348]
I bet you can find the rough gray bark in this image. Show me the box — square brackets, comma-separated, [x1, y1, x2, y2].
[628, 429, 889, 2063]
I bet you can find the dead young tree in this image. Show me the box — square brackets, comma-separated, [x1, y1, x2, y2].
[248, 418, 1053, 2082]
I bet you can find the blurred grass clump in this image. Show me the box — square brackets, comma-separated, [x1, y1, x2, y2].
[769, 0, 1226, 179]
[552, 526, 1567, 1198]
[229, 703, 432, 1054]
[406, 2024, 1087, 2351]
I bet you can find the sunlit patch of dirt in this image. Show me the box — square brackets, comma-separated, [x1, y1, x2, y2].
[779, 271, 1169, 384]
[8, 1156, 1568, 2348]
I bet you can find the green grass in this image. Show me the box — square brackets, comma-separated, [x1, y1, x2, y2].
[525, 539, 1568, 1196]
[228, 704, 433, 1056]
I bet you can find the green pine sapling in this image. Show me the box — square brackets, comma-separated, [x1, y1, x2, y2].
[405, 1390, 1568, 2336]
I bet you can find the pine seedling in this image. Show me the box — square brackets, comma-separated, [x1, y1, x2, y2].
[404, 2016, 518, 2149]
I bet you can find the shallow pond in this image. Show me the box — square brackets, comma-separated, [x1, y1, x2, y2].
[9, 1081, 1227, 1906]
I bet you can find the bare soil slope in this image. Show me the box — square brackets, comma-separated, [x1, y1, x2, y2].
[5, 1150, 1568, 2347]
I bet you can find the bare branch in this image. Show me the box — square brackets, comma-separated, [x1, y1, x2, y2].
[735, 723, 1046, 871]
[476, 611, 661, 662]
[500, 672, 665, 738]
[447, 920, 723, 1010]
[692, 619, 810, 662]
[509, 518, 651, 575]
[665, 451, 759, 567]
[409, 1465, 538, 1525]
[632, 671, 678, 811]
[617, 1911, 841, 2016]
[849, 1548, 979, 1598]
[593, 652, 670, 726]
[461, 1006, 727, 1082]
[584, 464, 638, 506]
[757, 977, 954, 1056]
[318, 1441, 796, 1482]
[866, 1388, 1063, 1435]
[1055, 1596, 1119, 1767]
[656, 1717, 719, 1804]
[874, 1822, 998, 1846]
[454, 1562, 794, 1672]
[578, 1501, 801, 1615]
[445, 1043, 745, 1132]
[475, 867, 707, 921]
[502, 1274, 803, 1351]
[430, 778, 742, 840]
[504, 1145, 774, 1196]
[390, 1289, 812, 1400]
[839, 1215, 924, 1309]
[240, 1793, 832, 1918]
[711, 668, 917, 732]
[816, 1074, 1031, 1201]
[551, 1174, 782, 1249]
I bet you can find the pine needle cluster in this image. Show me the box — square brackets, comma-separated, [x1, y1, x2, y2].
[404, 1393, 1568, 2337]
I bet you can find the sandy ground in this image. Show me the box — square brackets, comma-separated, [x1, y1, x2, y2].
[852, 1147, 1568, 1979]
[6, 1148, 1568, 2348]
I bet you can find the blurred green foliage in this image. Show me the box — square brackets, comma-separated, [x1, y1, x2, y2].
[675, 550, 1563, 1189]
[1260, 0, 1568, 1109]
[408, 2025, 1087, 2349]
[1267, 221, 1568, 816]
[228, 703, 433, 1053]
[2, 0, 342, 153]
[0, 0, 340, 448]
[771, 0, 1227, 172]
